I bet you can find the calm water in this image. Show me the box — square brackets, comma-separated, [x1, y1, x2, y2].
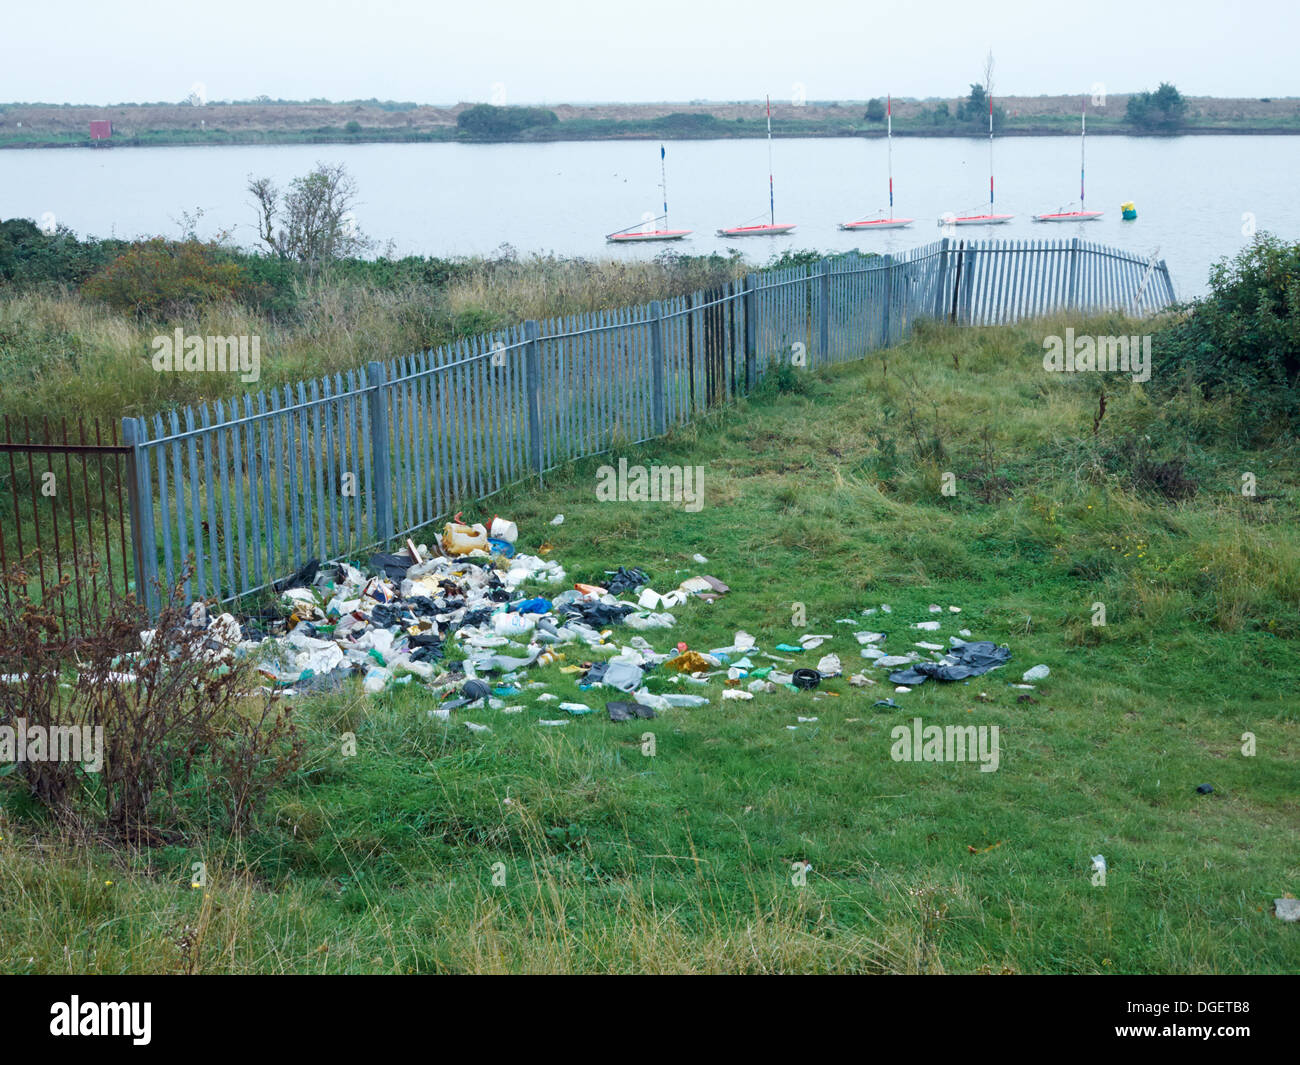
[3, 135, 1298, 297]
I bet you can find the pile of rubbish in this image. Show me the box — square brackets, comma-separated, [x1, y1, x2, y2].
[158, 518, 1045, 726]
[168, 515, 743, 722]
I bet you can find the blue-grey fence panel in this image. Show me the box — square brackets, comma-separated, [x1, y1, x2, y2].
[125, 239, 1175, 607]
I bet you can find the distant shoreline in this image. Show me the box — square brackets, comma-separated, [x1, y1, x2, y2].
[3, 95, 1297, 150]
[4, 126, 1300, 151]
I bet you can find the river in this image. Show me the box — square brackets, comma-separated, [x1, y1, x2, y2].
[3, 134, 1298, 297]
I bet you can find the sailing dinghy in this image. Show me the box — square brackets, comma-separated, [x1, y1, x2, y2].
[718, 96, 797, 236]
[939, 75, 1014, 226]
[840, 94, 913, 230]
[606, 144, 693, 243]
[1034, 97, 1104, 222]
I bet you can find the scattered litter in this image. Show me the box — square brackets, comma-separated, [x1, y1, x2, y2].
[722, 689, 753, 701]
[928, 604, 942, 613]
[665, 650, 717, 673]
[559, 702, 593, 715]
[1196, 783, 1215, 795]
[1022, 664, 1050, 682]
[692, 553, 708, 564]
[889, 642, 1012, 687]
[792, 668, 822, 690]
[894, 686, 911, 693]
[797, 716, 818, 723]
[464, 722, 491, 733]
[550, 514, 565, 525]
[538, 719, 569, 727]
[1091, 855, 1107, 877]
[847, 673, 877, 687]
[660, 693, 709, 707]
[913, 620, 941, 631]
[914, 641, 944, 651]
[607, 700, 656, 721]
[873, 698, 900, 709]
[815, 653, 842, 677]
[949, 606, 962, 614]
[1274, 898, 1300, 923]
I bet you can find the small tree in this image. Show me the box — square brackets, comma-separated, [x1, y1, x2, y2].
[1126, 82, 1187, 131]
[865, 98, 886, 122]
[248, 163, 373, 273]
[955, 54, 1005, 131]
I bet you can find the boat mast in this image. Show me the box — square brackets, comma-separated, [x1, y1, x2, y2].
[985, 50, 995, 215]
[767, 94, 775, 227]
[1079, 97, 1087, 211]
[660, 143, 668, 230]
[887, 93, 894, 214]
[988, 89, 994, 213]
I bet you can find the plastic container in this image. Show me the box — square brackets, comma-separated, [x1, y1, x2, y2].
[442, 521, 489, 556]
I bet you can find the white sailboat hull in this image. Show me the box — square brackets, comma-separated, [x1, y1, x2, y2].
[717, 223, 797, 237]
[941, 214, 1015, 226]
[606, 230, 693, 243]
[839, 218, 913, 231]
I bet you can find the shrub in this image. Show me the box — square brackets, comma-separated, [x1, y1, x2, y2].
[456, 104, 559, 138]
[0, 218, 126, 286]
[1151, 233, 1300, 441]
[1126, 83, 1188, 132]
[82, 238, 250, 319]
[0, 564, 302, 842]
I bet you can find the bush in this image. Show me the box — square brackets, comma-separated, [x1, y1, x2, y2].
[0, 565, 302, 842]
[1151, 233, 1300, 440]
[651, 112, 723, 135]
[82, 238, 251, 319]
[1126, 83, 1187, 132]
[456, 104, 559, 139]
[0, 218, 126, 286]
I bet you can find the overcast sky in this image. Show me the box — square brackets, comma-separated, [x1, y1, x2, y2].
[3, 0, 1295, 105]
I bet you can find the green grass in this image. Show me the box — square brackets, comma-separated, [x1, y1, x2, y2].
[2, 313, 1298, 973]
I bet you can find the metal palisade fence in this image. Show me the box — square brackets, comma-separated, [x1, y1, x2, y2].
[121, 237, 1175, 612]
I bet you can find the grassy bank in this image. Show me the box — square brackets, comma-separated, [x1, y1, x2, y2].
[3, 312, 1297, 973]
[0, 250, 751, 423]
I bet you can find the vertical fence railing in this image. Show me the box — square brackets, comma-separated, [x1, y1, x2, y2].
[0, 416, 137, 637]
[111, 238, 1174, 610]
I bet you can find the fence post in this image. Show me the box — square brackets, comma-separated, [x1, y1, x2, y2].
[524, 320, 544, 475]
[1158, 261, 1176, 307]
[649, 301, 667, 436]
[365, 361, 394, 545]
[932, 237, 951, 319]
[1067, 237, 1080, 309]
[881, 254, 894, 346]
[744, 274, 757, 392]
[818, 258, 831, 364]
[120, 416, 158, 615]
